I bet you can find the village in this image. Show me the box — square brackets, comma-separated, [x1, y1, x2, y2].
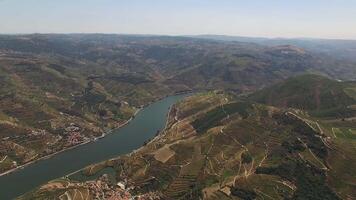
[0, 122, 93, 174]
[84, 174, 161, 200]
[39, 173, 161, 200]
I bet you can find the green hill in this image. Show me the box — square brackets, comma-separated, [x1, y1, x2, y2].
[249, 74, 356, 118]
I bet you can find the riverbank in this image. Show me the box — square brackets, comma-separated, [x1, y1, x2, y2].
[0, 107, 144, 178]
[66, 94, 189, 179]
[0, 93, 189, 200]
[0, 92, 193, 178]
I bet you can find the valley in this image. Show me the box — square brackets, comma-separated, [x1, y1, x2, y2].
[19, 75, 356, 199]
[0, 34, 355, 199]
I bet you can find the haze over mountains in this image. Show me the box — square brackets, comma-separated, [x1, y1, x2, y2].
[191, 35, 356, 63]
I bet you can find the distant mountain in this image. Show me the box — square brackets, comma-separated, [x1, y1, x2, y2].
[190, 34, 356, 65]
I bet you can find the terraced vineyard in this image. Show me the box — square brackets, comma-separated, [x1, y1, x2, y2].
[24, 75, 356, 199]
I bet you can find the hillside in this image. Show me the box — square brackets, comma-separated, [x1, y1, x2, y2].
[22, 92, 356, 200]
[0, 34, 355, 178]
[0, 49, 172, 174]
[1, 34, 356, 91]
[249, 74, 356, 118]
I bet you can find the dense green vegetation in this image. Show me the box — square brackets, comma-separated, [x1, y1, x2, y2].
[256, 160, 340, 200]
[230, 187, 257, 200]
[249, 74, 356, 118]
[192, 101, 252, 133]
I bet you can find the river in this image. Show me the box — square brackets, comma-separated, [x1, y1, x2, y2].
[0, 94, 188, 199]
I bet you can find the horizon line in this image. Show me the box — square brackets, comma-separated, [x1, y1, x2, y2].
[0, 32, 355, 41]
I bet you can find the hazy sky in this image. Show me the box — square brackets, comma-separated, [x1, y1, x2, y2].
[1, 0, 355, 39]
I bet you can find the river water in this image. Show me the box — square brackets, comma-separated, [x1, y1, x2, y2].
[0, 94, 187, 199]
